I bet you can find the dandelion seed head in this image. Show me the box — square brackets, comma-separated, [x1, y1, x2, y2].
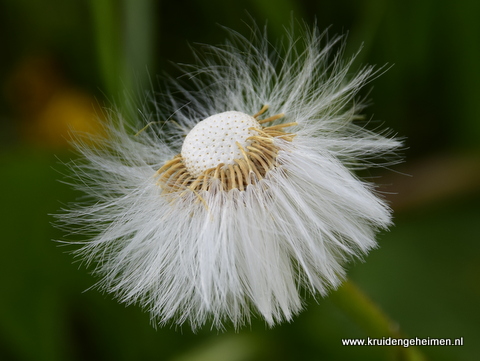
[56, 21, 402, 331]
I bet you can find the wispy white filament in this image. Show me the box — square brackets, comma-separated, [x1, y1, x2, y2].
[57, 21, 401, 331]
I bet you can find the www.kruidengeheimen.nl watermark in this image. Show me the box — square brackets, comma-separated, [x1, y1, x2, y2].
[342, 337, 464, 347]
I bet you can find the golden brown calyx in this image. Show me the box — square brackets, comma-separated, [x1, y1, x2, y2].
[156, 106, 297, 193]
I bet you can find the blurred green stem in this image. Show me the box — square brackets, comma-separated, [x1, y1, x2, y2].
[123, 0, 156, 92]
[89, 0, 121, 101]
[89, 0, 156, 115]
[330, 280, 427, 361]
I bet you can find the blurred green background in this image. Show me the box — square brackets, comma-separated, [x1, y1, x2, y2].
[1, 0, 479, 360]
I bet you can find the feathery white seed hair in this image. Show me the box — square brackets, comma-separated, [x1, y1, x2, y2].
[57, 21, 401, 331]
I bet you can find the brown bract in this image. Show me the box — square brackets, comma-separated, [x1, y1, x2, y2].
[156, 106, 297, 194]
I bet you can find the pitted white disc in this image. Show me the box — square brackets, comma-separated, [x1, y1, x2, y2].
[181, 111, 260, 177]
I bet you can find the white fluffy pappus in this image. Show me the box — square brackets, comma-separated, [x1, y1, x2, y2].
[56, 22, 402, 331]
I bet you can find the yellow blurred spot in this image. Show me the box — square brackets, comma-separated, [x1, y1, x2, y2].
[29, 88, 104, 147]
[6, 55, 105, 148]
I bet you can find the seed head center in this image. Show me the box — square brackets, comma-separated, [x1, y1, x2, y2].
[181, 111, 260, 177]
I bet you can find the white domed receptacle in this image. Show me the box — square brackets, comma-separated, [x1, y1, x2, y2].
[181, 111, 260, 177]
